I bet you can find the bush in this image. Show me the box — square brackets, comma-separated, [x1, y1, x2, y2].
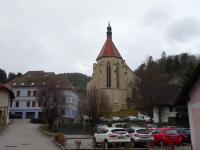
[54, 133, 66, 146]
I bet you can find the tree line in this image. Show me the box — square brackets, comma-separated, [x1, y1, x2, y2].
[134, 52, 199, 124]
[0, 68, 22, 83]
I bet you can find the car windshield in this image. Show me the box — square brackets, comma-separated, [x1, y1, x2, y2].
[136, 129, 150, 134]
[111, 129, 127, 134]
[166, 130, 178, 135]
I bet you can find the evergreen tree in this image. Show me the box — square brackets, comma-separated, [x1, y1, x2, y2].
[7, 72, 17, 81]
[0, 69, 7, 83]
[173, 56, 181, 71]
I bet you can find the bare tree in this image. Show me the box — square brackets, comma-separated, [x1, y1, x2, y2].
[87, 86, 111, 127]
[39, 77, 65, 130]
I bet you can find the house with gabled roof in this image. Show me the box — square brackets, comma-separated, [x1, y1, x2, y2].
[9, 71, 79, 121]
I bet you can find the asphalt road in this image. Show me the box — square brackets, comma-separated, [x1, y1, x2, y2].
[0, 120, 59, 150]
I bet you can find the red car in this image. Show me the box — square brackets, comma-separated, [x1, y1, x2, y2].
[151, 128, 182, 146]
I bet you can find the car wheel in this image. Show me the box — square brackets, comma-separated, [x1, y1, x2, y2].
[93, 138, 97, 148]
[131, 139, 135, 148]
[160, 141, 164, 147]
[104, 140, 109, 149]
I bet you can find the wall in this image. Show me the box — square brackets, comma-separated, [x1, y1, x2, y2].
[0, 90, 9, 107]
[188, 78, 200, 150]
[88, 57, 137, 112]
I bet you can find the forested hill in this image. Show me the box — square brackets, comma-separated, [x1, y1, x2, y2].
[135, 52, 200, 85]
[134, 52, 200, 112]
[62, 73, 91, 89]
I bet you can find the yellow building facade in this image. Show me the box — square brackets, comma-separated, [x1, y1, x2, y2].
[87, 24, 138, 112]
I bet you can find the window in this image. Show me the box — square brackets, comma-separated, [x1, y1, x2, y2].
[32, 101, 36, 107]
[106, 62, 111, 87]
[16, 101, 19, 107]
[27, 91, 31, 96]
[16, 91, 20, 97]
[116, 63, 119, 88]
[33, 90, 37, 96]
[27, 101, 30, 107]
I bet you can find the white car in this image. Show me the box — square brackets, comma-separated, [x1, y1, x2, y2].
[138, 115, 151, 122]
[127, 127, 154, 147]
[127, 116, 138, 121]
[93, 127, 131, 148]
[111, 116, 121, 122]
[112, 123, 127, 129]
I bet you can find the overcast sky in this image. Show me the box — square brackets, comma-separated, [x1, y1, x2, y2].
[0, 0, 200, 76]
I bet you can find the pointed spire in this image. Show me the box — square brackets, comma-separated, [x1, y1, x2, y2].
[96, 23, 122, 60]
[106, 21, 112, 38]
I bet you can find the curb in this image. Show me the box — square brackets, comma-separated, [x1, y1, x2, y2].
[53, 140, 67, 150]
[64, 136, 93, 140]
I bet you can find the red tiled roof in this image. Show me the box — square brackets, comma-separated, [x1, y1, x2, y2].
[96, 24, 122, 60]
[97, 37, 122, 60]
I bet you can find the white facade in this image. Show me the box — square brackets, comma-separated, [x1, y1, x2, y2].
[10, 87, 79, 119]
[153, 106, 176, 123]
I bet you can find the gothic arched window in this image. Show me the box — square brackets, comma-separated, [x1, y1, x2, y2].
[107, 62, 111, 87]
[116, 63, 119, 88]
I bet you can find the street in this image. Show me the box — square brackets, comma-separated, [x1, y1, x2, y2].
[0, 120, 59, 150]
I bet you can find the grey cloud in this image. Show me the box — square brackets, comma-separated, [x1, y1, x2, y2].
[0, 0, 200, 75]
[166, 17, 200, 43]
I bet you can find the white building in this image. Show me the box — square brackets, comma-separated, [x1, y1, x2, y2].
[9, 71, 79, 120]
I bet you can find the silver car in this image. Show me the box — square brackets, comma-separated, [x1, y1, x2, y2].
[93, 127, 131, 148]
[127, 127, 154, 147]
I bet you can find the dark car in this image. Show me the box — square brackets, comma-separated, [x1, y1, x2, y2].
[176, 128, 191, 143]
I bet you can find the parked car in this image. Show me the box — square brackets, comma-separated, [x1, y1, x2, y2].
[124, 116, 138, 122]
[99, 117, 108, 122]
[176, 128, 191, 143]
[111, 117, 122, 122]
[146, 123, 158, 131]
[137, 114, 151, 122]
[127, 127, 154, 147]
[93, 124, 108, 133]
[162, 126, 176, 129]
[93, 127, 131, 148]
[152, 128, 182, 146]
[112, 123, 128, 129]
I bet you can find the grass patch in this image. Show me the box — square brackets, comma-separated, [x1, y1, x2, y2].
[40, 124, 57, 133]
[109, 109, 138, 117]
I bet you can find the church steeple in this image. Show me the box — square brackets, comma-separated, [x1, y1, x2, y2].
[96, 23, 122, 60]
[106, 22, 112, 38]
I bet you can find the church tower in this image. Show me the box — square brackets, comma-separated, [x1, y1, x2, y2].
[87, 23, 137, 112]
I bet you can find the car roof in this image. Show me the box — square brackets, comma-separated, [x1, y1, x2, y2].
[103, 127, 126, 130]
[129, 126, 146, 130]
[112, 123, 126, 125]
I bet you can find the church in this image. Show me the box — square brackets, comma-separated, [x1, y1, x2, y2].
[87, 24, 138, 112]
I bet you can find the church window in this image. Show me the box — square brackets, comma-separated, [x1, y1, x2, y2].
[116, 63, 119, 88]
[107, 62, 111, 87]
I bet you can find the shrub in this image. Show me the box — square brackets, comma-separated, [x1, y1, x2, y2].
[54, 133, 66, 146]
